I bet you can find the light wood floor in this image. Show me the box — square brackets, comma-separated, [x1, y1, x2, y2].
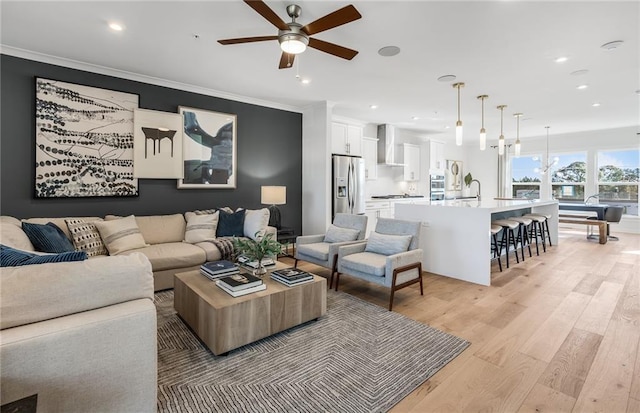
[283, 227, 640, 413]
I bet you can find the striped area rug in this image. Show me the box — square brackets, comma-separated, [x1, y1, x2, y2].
[156, 290, 469, 413]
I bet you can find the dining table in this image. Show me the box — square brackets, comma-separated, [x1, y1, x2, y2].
[558, 202, 609, 220]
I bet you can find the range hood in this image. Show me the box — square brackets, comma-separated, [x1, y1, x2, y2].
[377, 124, 405, 166]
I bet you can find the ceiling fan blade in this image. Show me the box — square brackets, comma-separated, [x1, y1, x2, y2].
[278, 52, 295, 69]
[308, 38, 358, 60]
[302, 5, 362, 35]
[218, 35, 277, 45]
[244, 0, 289, 30]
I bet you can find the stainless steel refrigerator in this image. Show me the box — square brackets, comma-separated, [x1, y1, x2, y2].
[332, 154, 365, 217]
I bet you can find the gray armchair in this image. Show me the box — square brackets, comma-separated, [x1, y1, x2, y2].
[294, 214, 368, 288]
[335, 218, 423, 311]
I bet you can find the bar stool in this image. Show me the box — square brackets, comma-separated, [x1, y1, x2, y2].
[490, 224, 503, 272]
[523, 214, 549, 254]
[509, 216, 533, 261]
[492, 219, 520, 268]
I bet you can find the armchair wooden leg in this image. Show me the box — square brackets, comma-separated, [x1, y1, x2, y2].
[328, 255, 338, 290]
[293, 258, 298, 268]
[389, 262, 424, 311]
[334, 272, 340, 292]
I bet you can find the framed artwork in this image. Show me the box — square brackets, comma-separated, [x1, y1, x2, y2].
[177, 106, 237, 189]
[34, 78, 139, 197]
[133, 108, 183, 178]
[445, 159, 463, 191]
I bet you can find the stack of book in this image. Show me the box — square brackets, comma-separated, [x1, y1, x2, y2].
[215, 272, 266, 297]
[200, 260, 239, 281]
[270, 267, 314, 287]
[237, 255, 276, 269]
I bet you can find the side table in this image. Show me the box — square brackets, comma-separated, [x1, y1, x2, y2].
[277, 227, 297, 257]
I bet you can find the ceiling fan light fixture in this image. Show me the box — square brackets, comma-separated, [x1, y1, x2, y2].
[279, 32, 308, 54]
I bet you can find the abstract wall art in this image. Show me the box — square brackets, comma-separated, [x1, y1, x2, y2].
[35, 78, 139, 197]
[133, 108, 183, 178]
[177, 106, 237, 189]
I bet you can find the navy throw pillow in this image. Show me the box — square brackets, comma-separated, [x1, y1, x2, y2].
[216, 209, 246, 237]
[0, 244, 87, 267]
[22, 222, 75, 253]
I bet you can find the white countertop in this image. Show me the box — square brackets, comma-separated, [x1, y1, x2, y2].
[398, 198, 558, 213]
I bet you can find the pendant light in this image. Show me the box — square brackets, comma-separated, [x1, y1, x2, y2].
[514, 113, 523, 157]
[453, 82, 465, 146]
[497, 105, 507, 155]
[477, 95, 488, 150]
[536, 126, 559, 175]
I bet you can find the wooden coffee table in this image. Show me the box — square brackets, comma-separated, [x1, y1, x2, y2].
[174, 263, 327, 355]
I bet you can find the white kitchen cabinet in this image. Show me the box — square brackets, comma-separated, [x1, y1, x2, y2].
[429, 140, 445, 172]
[362, 137, 378, 180]
[364, 201, 393, 237]
[403, 143, 420, 181]
[331, 122, 362, 156]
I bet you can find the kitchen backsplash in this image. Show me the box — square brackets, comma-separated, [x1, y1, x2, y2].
[365, 164, 424, 198]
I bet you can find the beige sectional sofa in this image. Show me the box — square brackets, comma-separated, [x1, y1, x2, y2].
[4, 209, 275, 291]
[0, 229, 157, 412]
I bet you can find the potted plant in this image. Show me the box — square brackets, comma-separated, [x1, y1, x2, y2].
[233, 232, 282, 276]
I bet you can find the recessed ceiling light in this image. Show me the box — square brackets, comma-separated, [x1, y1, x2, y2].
[592, 102, 601, 107]
[601, 40, 624, 50]
[570, 69, 589, 76]
[555, 56, 568, 63]
[108, 22, 124, 31]
[444, 125, 450, 129]
[300, 78, 310, 85]
[370, 105, 378, 109]
[378, 46, 400, 57]
[412, 116, 420, 121]
[577, 84, 589, 90]
[437, 75, 457, 82]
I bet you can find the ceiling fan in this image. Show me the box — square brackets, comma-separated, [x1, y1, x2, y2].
[218, 0, 362, 69]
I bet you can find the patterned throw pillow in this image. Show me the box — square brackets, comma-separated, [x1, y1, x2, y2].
[1, 244, 87, 267]
[184, 211, 220, 243]
[65, 218, 108, 257]
[93, 215, 148, 255]
[21, 222, 75, 253]
[365, 232, 412, 256]
[323, 224, 360, 243]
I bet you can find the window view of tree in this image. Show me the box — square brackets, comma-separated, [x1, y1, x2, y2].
[597, 149, 639, 216]
[550, 153, 586, 201]
[512, 156, 541, 198]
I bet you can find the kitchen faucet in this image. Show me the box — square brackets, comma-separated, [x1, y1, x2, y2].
[469, 179, 481, 201]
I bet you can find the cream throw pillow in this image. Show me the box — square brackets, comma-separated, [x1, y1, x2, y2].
[243, 208, 270, 240]
[184, 211, 219, 243]
[93, 215, 148, 255]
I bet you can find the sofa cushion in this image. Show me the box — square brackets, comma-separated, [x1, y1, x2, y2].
[217, 209, 246, 237]
[24, 217, 102, 239]
[243, 208, 270, 240]
[297, 242, 330, 261]
[1, 244, 87, 266]
[324, 224, 360, 243]
[194, 241, 223, 262]
[365, 231, 412, 256]
[341, 251, 387, 277]
[94, 215, 148, 255]
[0, 253, 153, 330]
[184, 211, 219, 243]
[105, 214, 186, 244]
[120, 242, 206, 271]
[22, 222, 75, 253]
[65, 218, 108, 257]
[1, 216, 35, 251]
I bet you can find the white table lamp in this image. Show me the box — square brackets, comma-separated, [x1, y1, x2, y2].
[261, 186, 286, 229]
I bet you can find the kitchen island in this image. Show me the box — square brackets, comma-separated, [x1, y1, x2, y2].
[395, 198, 559, 286]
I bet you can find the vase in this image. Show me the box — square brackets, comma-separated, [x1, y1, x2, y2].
[253, 260, 268, 277]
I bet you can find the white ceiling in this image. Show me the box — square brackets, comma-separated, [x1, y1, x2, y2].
[1, 1, 639, 144]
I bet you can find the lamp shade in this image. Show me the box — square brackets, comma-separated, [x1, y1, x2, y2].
[261, 186, 286, 205]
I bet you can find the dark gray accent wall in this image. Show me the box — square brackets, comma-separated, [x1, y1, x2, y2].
[0, 55, 303, 234]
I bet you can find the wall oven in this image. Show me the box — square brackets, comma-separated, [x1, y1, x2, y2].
[430, 174, 445, 201]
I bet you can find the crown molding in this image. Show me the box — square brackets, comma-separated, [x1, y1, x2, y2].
[0, 45, 304, 114]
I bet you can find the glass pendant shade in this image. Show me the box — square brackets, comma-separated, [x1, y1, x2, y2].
[498, 135, 505, 155]
[514, 112, 523, 158]
[456, 121, 463, 146]
[479, 128, 486, 150]
[514, 138, 521, 157]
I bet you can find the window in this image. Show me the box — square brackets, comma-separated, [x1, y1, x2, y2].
[512, 155, 541, 198]
[550, 152, 586, 202]
[597, 149, 639, 216]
